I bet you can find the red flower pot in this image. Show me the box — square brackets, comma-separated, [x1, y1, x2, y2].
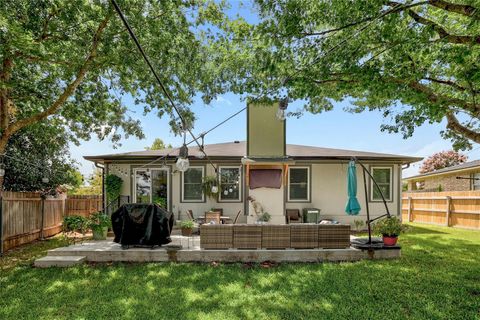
[382, 235, 398, 246]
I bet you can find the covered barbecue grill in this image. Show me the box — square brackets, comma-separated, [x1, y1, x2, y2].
[112, 203, 174, 248]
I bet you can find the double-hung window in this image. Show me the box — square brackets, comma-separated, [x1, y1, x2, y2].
[288, 167, 310, 202]
[473, 172, 480, 190]
[370, 166, 393, 201]
[182, 166, 204, 202]
[219, 166, 241, 201]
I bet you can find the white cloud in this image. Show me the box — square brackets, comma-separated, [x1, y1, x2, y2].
[214, 96, 232, 106]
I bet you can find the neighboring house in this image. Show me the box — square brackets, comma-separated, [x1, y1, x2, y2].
[85, 103, 421, 225]
[404, 160, 480, 192]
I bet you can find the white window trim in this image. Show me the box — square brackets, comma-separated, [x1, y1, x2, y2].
[473, 172, 480, 190]
[288, 166, 310, 202]
[218, 166, 242, 202]
[133, 168, 170, 209]
[181, 166, 205, 202]
[370, 166, 393, 202]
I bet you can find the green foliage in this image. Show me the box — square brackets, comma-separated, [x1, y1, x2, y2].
[73, 169, 102, 195]
[1, 224, 479, 319]
[153, 197, 167, 209]
[219, 1, 480, 149]
[105, 174, 122, 203]
[258, 212, 271, 222]
[373, 217, 404, 237]
[3, 122, 79, 192]
[202, 175, 218, 201]
[145, 138, 172, 150]
[353, 219, 364, 232]
[0, 0, 234, 159]
[88, 212, 111, 232]
[62, 215, 89, 234]
[180, 220, 195, 229]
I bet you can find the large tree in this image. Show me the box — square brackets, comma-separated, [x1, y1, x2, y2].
[220, 0, 480, 150]
[3, 121, 81, 192]
[0, 0, 230, 187]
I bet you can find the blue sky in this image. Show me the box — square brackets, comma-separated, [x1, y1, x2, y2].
[70, 1, 480, 179]
[71, 92, 480, 179]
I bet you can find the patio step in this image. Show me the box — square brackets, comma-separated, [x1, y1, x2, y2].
[34, 255, 86, 268]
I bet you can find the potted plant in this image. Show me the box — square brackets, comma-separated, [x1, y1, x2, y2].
[374, 217, 404, 246]
[180, 220, 195, 236]
[88, 212, 111, 240]
[257, 212, 271, 223]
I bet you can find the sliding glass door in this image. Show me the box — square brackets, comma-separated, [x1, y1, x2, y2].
[134, 168, 169, 210]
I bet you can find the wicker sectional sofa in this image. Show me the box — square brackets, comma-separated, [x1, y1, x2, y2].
[200, 224, 351, 250]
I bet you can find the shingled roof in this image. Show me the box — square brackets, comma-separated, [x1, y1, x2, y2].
[84, 141, 422, 164]
[404, 159, 480, 180]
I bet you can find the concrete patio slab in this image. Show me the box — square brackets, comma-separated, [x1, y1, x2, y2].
[34, 255, 86, 268]
[37, 235, 400, 265]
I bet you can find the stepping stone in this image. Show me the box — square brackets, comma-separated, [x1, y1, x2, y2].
[34, 256, 86, 268]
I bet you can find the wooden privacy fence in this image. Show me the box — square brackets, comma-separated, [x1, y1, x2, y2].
[402, 191, 480, 230]
[66, 195, 102, 217]
[1, 192, 102, 253]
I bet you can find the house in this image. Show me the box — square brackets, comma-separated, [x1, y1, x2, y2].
[404, 160, 480, 192]
[85, 102, 421, 225]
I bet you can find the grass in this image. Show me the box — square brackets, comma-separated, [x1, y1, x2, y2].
[0, 223, 479, 320]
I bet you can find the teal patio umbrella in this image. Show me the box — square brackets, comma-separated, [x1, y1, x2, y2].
[345, 161, 361, 215]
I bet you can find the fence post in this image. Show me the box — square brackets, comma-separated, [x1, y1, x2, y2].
[40, 197, 45, 240]
[407, 197, 412, 222]
[445, 196, 451, 227]
[0, 194, 3, 256]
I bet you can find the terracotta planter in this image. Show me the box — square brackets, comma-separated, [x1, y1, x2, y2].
[181, 228, 193, 236]
[382, 235, 398, 246]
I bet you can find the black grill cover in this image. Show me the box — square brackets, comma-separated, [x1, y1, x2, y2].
[111, 203, 174, 246]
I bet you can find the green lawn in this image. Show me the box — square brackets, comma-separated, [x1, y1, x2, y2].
[1, 224, 479, 320]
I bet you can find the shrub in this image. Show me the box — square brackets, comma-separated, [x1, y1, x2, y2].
[63, 215, 89, 234]
[105, 174, 123, 203]
[88, 212, 111, 232]
[180, 220, 195, 229]
[373, 217, 405, 237]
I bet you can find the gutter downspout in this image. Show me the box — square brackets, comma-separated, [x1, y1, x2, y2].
[95, 162, 105, 213]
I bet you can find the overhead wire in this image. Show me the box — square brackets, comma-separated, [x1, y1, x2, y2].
[111, 0, 219, 172]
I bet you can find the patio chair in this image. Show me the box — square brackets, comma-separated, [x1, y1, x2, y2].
[205, 211, 221, 224]
[233, 210, 242, 224]
[211, 208, 223, 215]
[286, 209, 302, 224]
[224, 210, 242, 224]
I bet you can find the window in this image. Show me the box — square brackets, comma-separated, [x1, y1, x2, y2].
[288, 167, 310, 202]
[219, 166, 241, 201]
[370, 166, 392, 202]
[134, 168, 169, 209]
[182, 167, 204, 202]
[473, 173, 480, 190]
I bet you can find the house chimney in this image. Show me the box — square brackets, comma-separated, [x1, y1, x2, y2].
[246, 101, 286, 158]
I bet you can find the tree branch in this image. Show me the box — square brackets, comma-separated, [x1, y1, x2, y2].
[298, 1, 428, 38]
[446, 112, 480, 144]
[3, 14, 111, 138]
[429, 0, 479, 17]
[425, 77, 480, 94]
[407, 8, 480, 44]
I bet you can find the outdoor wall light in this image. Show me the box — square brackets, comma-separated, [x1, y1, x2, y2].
[42, 177, 49, 183]
[276, 98, 288, 121]
[211, 185, 218, 194]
